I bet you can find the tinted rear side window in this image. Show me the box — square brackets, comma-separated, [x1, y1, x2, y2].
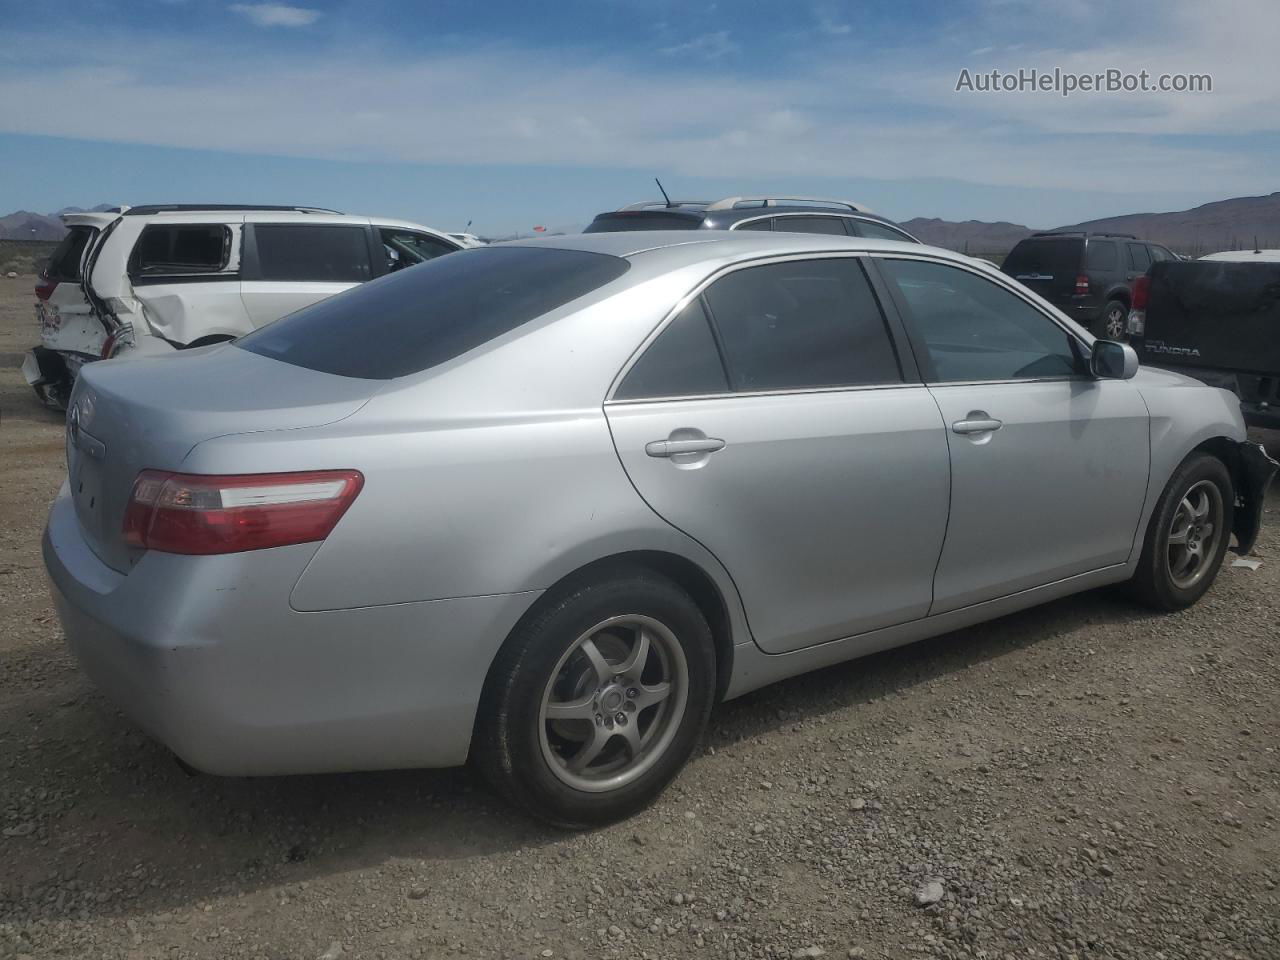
[254, 224, 372, 282]
[1127, 242, 1152, 272]
[584, 213, 702, 233]
[46, 226, 97, 281]
[615, 299, 729, 399]
[856, 220, 917, 243]
[1002, 238, 1081, 275]
[1086, 240, 1119, 271]
[130, 224, 229, 276]
[703, 258, 901, 391]
[238, 247, 630, 380]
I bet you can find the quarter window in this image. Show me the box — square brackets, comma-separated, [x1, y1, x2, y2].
[703, 258, 902, 391]
[615, 300, 729, 400]
[880, 258, 1083, 383]
[254, 225, 372, 283]
[130, 224, 230, 277]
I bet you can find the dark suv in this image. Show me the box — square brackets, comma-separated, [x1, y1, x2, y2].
[1001, 231, 1178, 340]
[584, 195, 920, 243]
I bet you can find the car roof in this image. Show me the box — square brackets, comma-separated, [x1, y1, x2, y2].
[505, 229, 956, 268]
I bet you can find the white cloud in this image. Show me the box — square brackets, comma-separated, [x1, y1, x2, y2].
[228, 3, 320, 28]
[0, 0, 1273, 207]
[815, 7, 852, 36]
[658, 30, 738, 59]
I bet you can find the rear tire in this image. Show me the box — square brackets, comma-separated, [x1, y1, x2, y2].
[1130, 453, 1233, 610]
[1094, 300, 1129, 341]
[473, 567, 716, 829]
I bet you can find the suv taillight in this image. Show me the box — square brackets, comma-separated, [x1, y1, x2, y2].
[122, 470, 363, 555]
[1131, 274, 1150, 311]
[1074, 274, 1090, 295]
[1127, 274, 1150, 337]
[35, 276, 57, 301]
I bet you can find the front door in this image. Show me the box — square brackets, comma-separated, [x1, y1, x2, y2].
[605, 256, 951, 653]
[876, 256, 1150, 614]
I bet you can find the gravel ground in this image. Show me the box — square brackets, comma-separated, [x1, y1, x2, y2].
[1, 272, 1278, 960]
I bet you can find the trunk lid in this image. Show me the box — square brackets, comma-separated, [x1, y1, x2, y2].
[1002, 237, 1083, 300]
[66, 345, 380, 572]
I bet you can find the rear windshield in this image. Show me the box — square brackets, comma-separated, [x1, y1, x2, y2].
[1002, 238, 1081, 276]
[45, 225, 98, 282]
[585, 212, 702, 233]
[238, 246, 630, 380]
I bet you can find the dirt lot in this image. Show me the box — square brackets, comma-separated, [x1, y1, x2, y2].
[1, 271, 1278, 960]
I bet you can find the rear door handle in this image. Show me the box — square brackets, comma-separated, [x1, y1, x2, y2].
[645, 437, 726, 458]
[951, 416, 1003, 435]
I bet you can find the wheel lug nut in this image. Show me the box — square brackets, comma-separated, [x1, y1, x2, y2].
[615, 712, 627, 725]
[594, 714, 603, 725]
[626, 688, 639, 698]
[625, 701, 635, 711]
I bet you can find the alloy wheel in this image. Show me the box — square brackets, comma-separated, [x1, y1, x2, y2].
[1166, 479, 1224, 589]
[1105, 305, 1127, 339]
[538, 615, 689, 793]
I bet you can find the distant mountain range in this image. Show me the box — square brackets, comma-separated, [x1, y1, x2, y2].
[0, 205, 118, 242]
[903, 192, 1280, 257]
[4, 194, 1280, 257]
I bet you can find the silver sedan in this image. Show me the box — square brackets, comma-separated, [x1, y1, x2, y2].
[45, 231, 1276, 826]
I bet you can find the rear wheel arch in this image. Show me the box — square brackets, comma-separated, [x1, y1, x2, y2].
[484, 551, 734, 708]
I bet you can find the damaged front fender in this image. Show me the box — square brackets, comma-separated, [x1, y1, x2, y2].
[1232, 441, 1278, 556]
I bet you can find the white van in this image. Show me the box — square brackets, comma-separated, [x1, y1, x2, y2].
[24, 204, 465, 408]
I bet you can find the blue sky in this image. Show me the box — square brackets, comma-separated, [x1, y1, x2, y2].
[0, 0, 1275, 234]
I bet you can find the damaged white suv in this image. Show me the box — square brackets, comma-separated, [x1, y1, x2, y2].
[24, 204, 465, 408]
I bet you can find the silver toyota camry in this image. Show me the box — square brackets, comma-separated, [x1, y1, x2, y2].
[45, 231, 1276, 827]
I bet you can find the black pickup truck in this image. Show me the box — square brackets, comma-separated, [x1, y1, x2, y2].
[1128, 255, 1280, 428]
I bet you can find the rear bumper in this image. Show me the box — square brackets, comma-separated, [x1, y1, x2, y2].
[43, 483, 540, 775]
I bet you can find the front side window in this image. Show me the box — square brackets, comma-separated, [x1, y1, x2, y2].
[1085, 240, 1119, 271]
[702, 258, 902, 391]
[880, 258, 1083, 383]
[380, 228, 458, 272]
[770, 216, 848, 236]
[130, 224, 230, 277]
[254, 224, 372, 283]
[856, 219, 917, 243]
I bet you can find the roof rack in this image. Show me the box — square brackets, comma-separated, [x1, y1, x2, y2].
[617, 201, 711, 212]
[122, 204, 343, 216]
[1031, 230, 1137, 240]
[704, 196, 871, 214]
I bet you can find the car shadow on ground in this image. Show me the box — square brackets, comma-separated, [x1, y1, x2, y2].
[2, 579, 1157, 926]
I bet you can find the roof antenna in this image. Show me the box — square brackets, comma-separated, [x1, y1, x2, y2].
[1255, 234, 1261, 254]
[655, 177, 674, 208]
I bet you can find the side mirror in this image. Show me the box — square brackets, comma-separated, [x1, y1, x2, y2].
[1091, 339, 1139, 380]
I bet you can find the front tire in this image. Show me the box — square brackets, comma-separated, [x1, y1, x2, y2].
[474, 567, 716, 828]
[1130, 453, 1233, 610]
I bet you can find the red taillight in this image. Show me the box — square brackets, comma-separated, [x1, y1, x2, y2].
[35, 276, 57, 301]
[122, 470, 364, 555]
[1131, 274, 1151, 310]
[1074, 274, 1090, 295]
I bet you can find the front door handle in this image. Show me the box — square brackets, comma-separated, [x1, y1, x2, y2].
[645, 437, 726, 458]
[951, 415, 1003, 435]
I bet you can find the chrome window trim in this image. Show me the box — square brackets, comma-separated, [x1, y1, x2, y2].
[605, 251, 910, 404]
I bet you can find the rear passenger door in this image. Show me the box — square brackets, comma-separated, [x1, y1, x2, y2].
[605, 256, 951, 654]
[240, 220, 376, 327]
